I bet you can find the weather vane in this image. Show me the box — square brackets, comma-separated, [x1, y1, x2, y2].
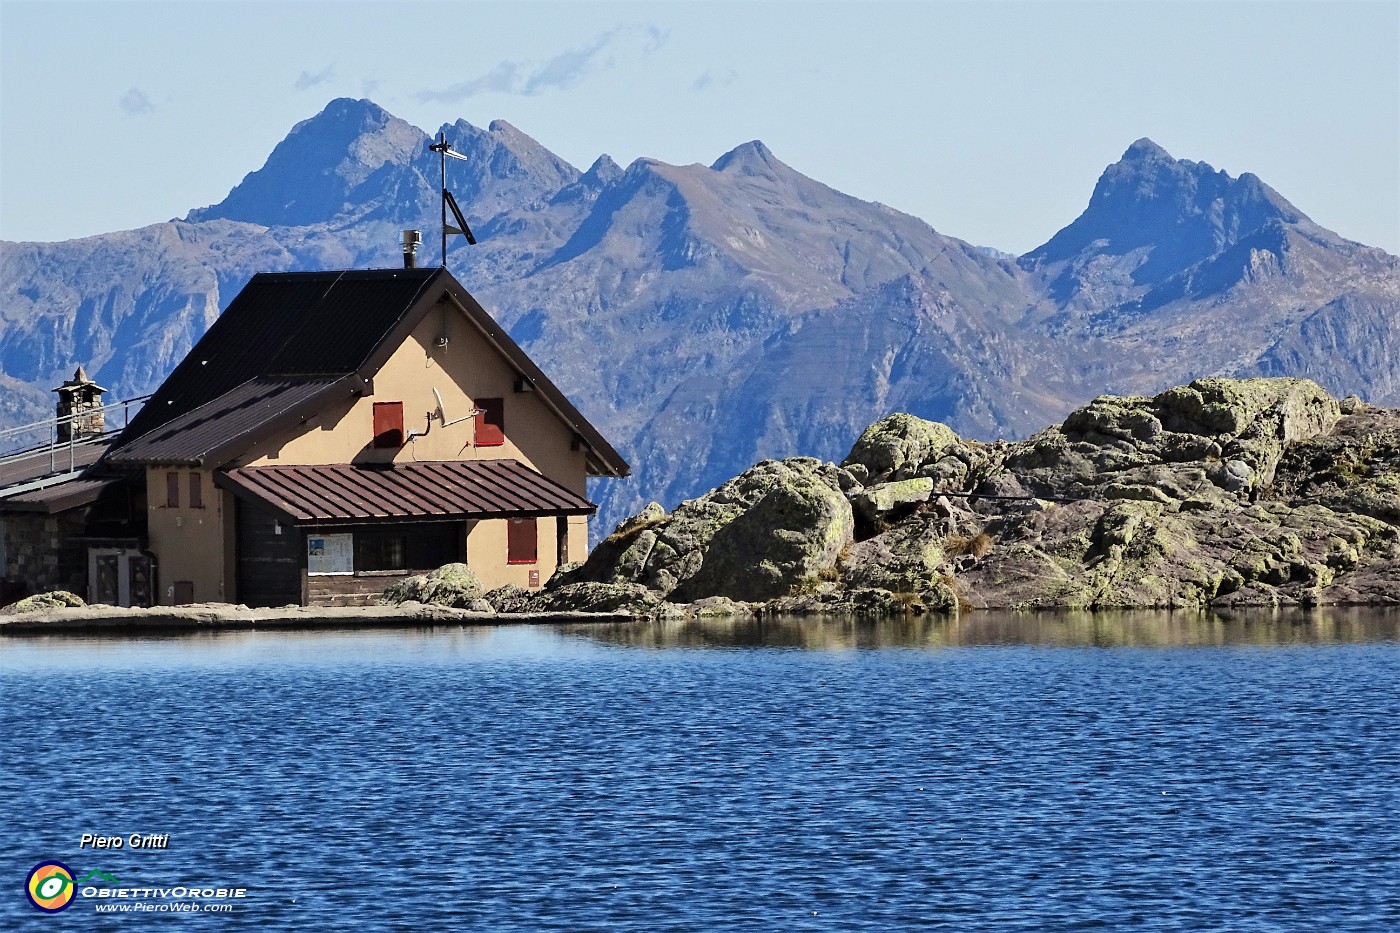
[428, 132, 478, 267]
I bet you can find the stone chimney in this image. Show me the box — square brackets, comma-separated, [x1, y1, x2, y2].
[53, 365, 108, 442]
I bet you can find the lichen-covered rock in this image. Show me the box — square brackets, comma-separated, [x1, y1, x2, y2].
[840, 520, 947, 593]
[1003, 377, 1341, 502]
[544, 561, 584, 590]
[689, 596, 750, 617]
[485, 584, 536, 614]
[380, 563, 484, 607]
[842, 414, 960, 483]
[530, 582, 661, 615]
[760, 584, 956, 617]
[851, 477, 935, 523]
[3, 591, 85, 614]
[574, 458, 854, 603]
[572, 379, 1398, 615]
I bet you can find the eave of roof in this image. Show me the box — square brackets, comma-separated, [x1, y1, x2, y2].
[214, 459, 596, 525]
[0, 476, 126, 515]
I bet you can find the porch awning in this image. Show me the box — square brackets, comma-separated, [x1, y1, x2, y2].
[214, 459, 596, 525]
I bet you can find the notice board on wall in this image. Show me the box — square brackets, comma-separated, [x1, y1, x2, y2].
[307, 533, 353, 575]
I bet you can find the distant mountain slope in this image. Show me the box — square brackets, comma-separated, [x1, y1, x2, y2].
[2, 99, 1396, 535]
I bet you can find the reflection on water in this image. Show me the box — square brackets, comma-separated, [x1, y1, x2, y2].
[577, 607, 1400, 651]
[2, 609, 1398, 662]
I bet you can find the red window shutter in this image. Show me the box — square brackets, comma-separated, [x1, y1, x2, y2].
[165, 472, 180, 508]
[373, 401, 404, 449]
[475, 397, 505, 447]
[507, 518, 537, 564]
[189, 472, 203, 509]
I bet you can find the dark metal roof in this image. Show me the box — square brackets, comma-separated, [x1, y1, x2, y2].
[109, 269, 438, 453]
[0, 477, 124, 515]
[104, 267, 629, 478]
[215, 459, 596, 525]
[104, 376, 352, 467]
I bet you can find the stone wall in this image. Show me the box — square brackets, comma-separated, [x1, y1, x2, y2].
[1, 513, 89, 603]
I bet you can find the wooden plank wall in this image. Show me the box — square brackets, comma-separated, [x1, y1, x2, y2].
[305, 522, 464, 607]
[235, 500, 303, 608]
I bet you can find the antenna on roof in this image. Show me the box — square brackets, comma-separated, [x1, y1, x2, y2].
[428, 133, 478, 268]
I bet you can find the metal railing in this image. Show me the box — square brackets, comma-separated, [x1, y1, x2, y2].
[0, 395, 150, 488]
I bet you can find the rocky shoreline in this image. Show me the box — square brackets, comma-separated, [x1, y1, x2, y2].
[0, 601, 635, 635]
[516, 377, 1399, 616]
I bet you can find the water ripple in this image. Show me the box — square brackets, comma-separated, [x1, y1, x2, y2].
[2, 612, 1398, 930]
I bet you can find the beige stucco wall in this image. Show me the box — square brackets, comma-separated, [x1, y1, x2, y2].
[466, 516, 567, 591]
[237, 310, 590, 497]
[150, 299, 602, 603]
[145, 467, 231, 605]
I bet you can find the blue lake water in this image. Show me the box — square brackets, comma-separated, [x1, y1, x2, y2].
[3, 609, 1399, 930]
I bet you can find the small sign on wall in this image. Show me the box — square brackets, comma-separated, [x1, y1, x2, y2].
[529, 569, 540, 588]
[308, 533, 353, 575]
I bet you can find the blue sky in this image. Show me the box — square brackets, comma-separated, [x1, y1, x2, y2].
[1, 1, 1396, 254]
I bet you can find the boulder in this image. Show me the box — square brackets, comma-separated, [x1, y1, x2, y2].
[850, 477, 935, 523]
[485, 584, 536, 614]
[380, 563, 484, 608]
[575, 458, 855, 603]
[2, 591, 85, 614]
[839, 520, 947, 594]
[842, 413, 960, 483]
[530, 582, 660, 615]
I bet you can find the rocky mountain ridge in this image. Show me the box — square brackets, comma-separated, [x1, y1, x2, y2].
[2, 99, 1397, 536]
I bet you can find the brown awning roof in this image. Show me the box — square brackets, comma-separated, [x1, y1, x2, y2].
[215, 459, 596, 525]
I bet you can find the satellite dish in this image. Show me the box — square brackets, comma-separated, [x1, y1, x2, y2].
[432, 387, 478, 428]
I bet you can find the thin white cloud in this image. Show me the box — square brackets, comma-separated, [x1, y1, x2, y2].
[692, 69, 738, 93]
[417, 25, 667, 103]
[294, 65, 335, 91]
[119, 88, 154, 116]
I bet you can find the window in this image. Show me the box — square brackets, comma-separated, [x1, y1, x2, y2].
[189, 472, 204, 509]
[356, 532, 407, 572]
[507, 518, 537, 564]
[373, 401, 405, 449]
[556, 516, 569, 565]
[475, 397, 505, 446]
[165, 472, 180, 508]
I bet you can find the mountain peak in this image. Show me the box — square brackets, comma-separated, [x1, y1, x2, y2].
[582, 154, 622, 186]
[188, 98, 425, 227]
[711, 140, 781, 174]
[1122, 137, 1171, 161]
[440, 117, 580, 198]
[1024, 139, 1312, 279]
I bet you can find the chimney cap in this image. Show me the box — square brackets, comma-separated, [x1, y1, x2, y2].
[53, 364, 108, 394]
[402, 229, 422, 269]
